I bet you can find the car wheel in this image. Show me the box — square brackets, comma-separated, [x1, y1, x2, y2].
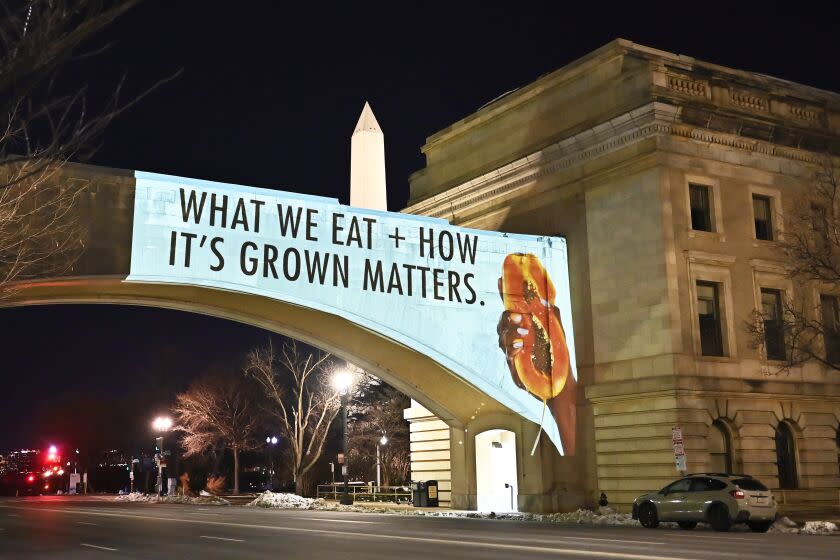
[638, 502, 659, 529]
[678, 521, 698, 530]
[708, 504, 731, 532]
[747, 521, 772, 533]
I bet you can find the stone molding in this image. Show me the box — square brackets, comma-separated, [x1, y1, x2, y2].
[405, 102, 825, 220]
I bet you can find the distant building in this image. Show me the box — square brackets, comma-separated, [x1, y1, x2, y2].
[6, 449, 40, 474]
[98, 449, 130, 468]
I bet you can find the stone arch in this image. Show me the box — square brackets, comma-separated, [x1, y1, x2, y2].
[709, 418, 737, 473]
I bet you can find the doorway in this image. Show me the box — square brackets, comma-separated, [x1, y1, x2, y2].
[475, 429, 518, 512]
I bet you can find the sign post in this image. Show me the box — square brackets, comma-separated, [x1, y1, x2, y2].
[672, 426, 687, 473]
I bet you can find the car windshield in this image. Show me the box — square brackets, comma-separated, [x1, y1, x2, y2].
[733, 478, 768, 491]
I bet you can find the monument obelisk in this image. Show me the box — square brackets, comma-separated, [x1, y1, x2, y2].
[350, 101, 387, 211]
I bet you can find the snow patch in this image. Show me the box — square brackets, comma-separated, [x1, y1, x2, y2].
[115, 492, 229, 505]
[768, 517, 838, 535]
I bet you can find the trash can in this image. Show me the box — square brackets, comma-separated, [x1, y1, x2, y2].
[412, 481, 428, 507]
[426, 480, 439, 507]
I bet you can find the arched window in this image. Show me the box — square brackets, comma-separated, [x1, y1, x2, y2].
[836, 427, 840, 477]
[709, 420, 733, 473]
[775, 421, 799, 489]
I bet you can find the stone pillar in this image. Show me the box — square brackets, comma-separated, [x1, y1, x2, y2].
[404, 400, 452, 507]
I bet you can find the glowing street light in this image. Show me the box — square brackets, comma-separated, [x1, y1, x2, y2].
[152, 416, 173, 496]
[376, 433, 388, 490]
[333, 369, 354, 505]
[152, 417, 173, 432]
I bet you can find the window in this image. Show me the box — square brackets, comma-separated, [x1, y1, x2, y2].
[690, 184, 713, 232]
[689, 477, 727, 492]
[709, 420, 733, 474]
[761, 288, 785, 361]
[753, 195, 774, 240]
[732, 478, 768, 491]
[835, 428, 840, 477]
[697, 281, 724, 356]
[775, 422, 798, 489]
[821, 295, 840, 365]
[662, 479, 691, 494]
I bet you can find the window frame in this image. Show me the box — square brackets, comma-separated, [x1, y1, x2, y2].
[684, 175, 724, 240]
[752, 194, 774, 241]
[688, 252, 737, 360]
[697, 280, 725, 357]
[760, 287, 786, 361]
[820, 294, 840, 365]
[748, 185, 784, 243]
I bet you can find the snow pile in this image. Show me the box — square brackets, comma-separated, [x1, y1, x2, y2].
[247, 492, 325, 509]
[768, 517, 839, 535]
[115, 492, 229, 506]
[800, 521, 838, 535]
[540, 508, 640, 526]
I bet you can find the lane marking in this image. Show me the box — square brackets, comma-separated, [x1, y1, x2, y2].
[6, 514, 19, 517]
[80, 543, 117, 552]
[200, 535, 245, 542]
[296, 517, 379, 524]
[9, 506, 723, 560]
[76, 521, 100, 526]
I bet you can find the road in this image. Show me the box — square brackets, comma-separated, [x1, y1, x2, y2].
[0, 496, 836, 559]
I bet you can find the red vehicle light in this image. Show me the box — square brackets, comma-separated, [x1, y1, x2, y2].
[730, 489, 745, 500]
[27, 475, 35, 483]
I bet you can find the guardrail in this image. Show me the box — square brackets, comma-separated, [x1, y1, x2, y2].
[317, 484, 412, 503]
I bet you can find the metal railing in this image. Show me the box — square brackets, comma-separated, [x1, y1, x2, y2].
[317, 484, 412, 503]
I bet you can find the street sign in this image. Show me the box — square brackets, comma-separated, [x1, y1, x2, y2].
[341, 465, 348, 476]
[337, 453, 345, 465]
[672, 426, 686, 473]
[129, 470, 134, 480]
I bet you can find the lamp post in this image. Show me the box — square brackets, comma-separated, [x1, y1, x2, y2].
[152, 416, 173, 496]
[376, 434, 388, 491]
[333, 370, 353, 505]
[265, 435, 278, 491]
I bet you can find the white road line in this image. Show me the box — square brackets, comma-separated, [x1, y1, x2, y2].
[10, 506, 717, 560]
[200, 535, 245, 542]
[6, 514, 19, 517]
[296, 517, 379, 524]
[76, 521, 100, 526]
[80, 543, 117, 552]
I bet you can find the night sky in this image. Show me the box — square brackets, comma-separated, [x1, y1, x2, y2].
[2, 2, 840, 450]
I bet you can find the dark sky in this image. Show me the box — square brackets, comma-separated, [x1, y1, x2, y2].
[2, 1, 840, 450]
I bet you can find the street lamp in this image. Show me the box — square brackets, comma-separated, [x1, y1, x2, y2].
[376, 434, 388, 491]
[332, 369, 354, 505]
[152, 416, 173, 495]
[265, 435, 279, 490]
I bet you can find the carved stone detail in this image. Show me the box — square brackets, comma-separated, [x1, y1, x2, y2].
[667, 75, 707, 97]
[730, 90, 768, 111]
[790, 105, 820, 122]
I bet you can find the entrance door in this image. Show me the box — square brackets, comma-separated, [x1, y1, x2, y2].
[775, 422, 798, 489]
[475, 430, 518, 512]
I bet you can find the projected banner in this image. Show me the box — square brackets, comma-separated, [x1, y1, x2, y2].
[128, 171, 578, 455]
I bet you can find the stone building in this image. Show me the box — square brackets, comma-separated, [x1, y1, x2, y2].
[403, 39, 840, 511]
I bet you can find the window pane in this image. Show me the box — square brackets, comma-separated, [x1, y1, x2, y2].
[753, 195, 773, 240]
[697, 281, 724, 356]
[690, 184, 713, 232]
[761, 289, 785, 360]
[733, 478, 768, 491]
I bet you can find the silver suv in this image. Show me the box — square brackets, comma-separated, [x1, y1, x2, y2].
[632, 473, 777, 532]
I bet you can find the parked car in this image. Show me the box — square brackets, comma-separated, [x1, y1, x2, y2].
[632, 473, 776, 532]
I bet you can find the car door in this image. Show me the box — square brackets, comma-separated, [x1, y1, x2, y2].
[657, 478, 692, 520]
[687, 477, 721, 518]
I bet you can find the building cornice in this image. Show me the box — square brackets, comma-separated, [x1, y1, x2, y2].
[404, 101, 829, 220]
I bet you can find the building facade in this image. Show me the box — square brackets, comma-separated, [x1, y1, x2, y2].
[403, 39, 840, 511]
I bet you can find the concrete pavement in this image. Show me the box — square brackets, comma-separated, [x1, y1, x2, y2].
[0, 496, 837, 559]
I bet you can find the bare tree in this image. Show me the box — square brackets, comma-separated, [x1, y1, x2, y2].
[747, 161, 840, 373]
[245, 341, 342, 496]
[347, 381, 410, 487]
[0, 1, 177, 295]
[173, 375, 260, 494]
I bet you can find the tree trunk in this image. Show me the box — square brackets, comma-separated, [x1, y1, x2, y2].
[233, 446, 240, 495]
[295, 469, 304, 496]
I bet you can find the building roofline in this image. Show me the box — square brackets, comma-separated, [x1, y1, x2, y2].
[419, 38, 840, 156]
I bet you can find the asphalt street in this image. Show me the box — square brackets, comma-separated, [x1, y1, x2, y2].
[0, 496, 836, 559]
